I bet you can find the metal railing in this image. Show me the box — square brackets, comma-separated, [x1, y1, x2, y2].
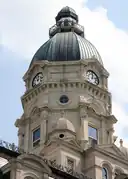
[0, 139, 24, 153]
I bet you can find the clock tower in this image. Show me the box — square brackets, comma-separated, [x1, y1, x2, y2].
[15, 6, 117, 178]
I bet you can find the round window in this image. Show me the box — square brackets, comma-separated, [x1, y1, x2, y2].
[59, 95, 69, 104]
[59, 134, 64, 139]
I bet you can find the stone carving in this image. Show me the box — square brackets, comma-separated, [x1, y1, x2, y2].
[18, 128, 24, 147]
[41, 110, 49, 120]
[79, 96, 92, 104]
[80, 95, 87, 103]
[31, 107, 40, 117]
[80, 107, 88, 119]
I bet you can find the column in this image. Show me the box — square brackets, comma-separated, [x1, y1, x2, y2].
[18, 128, 24, 150]
[79, 106, 88, 150]
[40, 110, 49, 144]
[101, 119, 106, 144]
[108, 127, 114, 144]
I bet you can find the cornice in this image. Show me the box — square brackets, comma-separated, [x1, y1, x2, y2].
[23, 61, 48, 81]
[15, 117, 30, 127]
[44, 138, 82, 153]
[21, 80, 110, 106]
[79, 103, 112, 121]
[86, 145, 128, 166]
[15, 106, 51, 127]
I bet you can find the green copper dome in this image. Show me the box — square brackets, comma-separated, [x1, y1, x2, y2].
[31, 6, 103, 66]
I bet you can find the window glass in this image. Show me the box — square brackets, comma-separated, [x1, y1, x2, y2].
[88, 126, 97, 140]
[60, 95, 69, 103]
[102, 168, 108, 179]
[33, 128, 40, 142]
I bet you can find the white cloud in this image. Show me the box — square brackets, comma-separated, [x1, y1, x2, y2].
[1, 0, 128, 146]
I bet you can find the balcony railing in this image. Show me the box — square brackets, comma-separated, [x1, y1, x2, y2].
[0, 139, 24, 154]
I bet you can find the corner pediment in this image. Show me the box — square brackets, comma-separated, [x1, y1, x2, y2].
[40, 138, 82, 156]
[40, 140, 62, 157]
[98, 144, 126, 159]
[23, 61, 48, 81]
[17, 153, 52, 174]
[63, 139, 82, 152]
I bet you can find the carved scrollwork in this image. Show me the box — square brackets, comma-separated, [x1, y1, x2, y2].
[31, 107, 40, 117]
[15, 114, 25, 127]
[41, 110, 49, 120]
[18, 128, 24, 136]
[40, 106, 51, 120]
[80, 107, 88, 119]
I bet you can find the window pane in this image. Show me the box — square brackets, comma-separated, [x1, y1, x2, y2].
[102, 168, 107, 179]
[88, 126, 97, 140]
[33, 128, 40, 142]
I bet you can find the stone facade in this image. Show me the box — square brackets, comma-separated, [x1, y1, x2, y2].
[1, 6, 128, 179]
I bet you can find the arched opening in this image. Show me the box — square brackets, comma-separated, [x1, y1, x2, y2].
[102, 167, 108, 179]
[101, 162, 112, 179]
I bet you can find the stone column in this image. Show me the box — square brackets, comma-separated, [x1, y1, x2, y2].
[10, 161, 17, 179]
[108, 127, 114, 144]
[40, 110, 49, 144]
[79, 106, 88, 150]
[18, 128, 24, 149]
[24, 121, 30, 152]
[101, 119, 106, 144]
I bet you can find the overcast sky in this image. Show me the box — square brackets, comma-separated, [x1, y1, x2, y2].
[0, 0, 128, 147]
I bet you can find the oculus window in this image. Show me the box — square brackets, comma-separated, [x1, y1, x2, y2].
[59, 95, 69, 104]
[33, 128, 40, 147]
[88, 126, 97, 140]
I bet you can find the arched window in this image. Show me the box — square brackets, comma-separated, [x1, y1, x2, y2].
[102, 167, 108, 179]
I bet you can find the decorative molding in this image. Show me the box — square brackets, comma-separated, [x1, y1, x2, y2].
[21, 80, 110, 106]
[15, 116, 30, 127]
[56, 99, 72, 106]
[89, 145, 128, 165]
[16, 152, 92, 179]
[42, 157, 92, 179]
[79, 106, 88, 119]
[30, 106, 40, 117]
[23, 61, 47, 81]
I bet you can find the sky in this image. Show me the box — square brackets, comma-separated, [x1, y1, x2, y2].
[0, 0, 128, 147]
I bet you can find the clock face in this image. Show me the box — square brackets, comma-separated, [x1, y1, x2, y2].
[86, 70, 99, 85]
[32, 73, 44, 87]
